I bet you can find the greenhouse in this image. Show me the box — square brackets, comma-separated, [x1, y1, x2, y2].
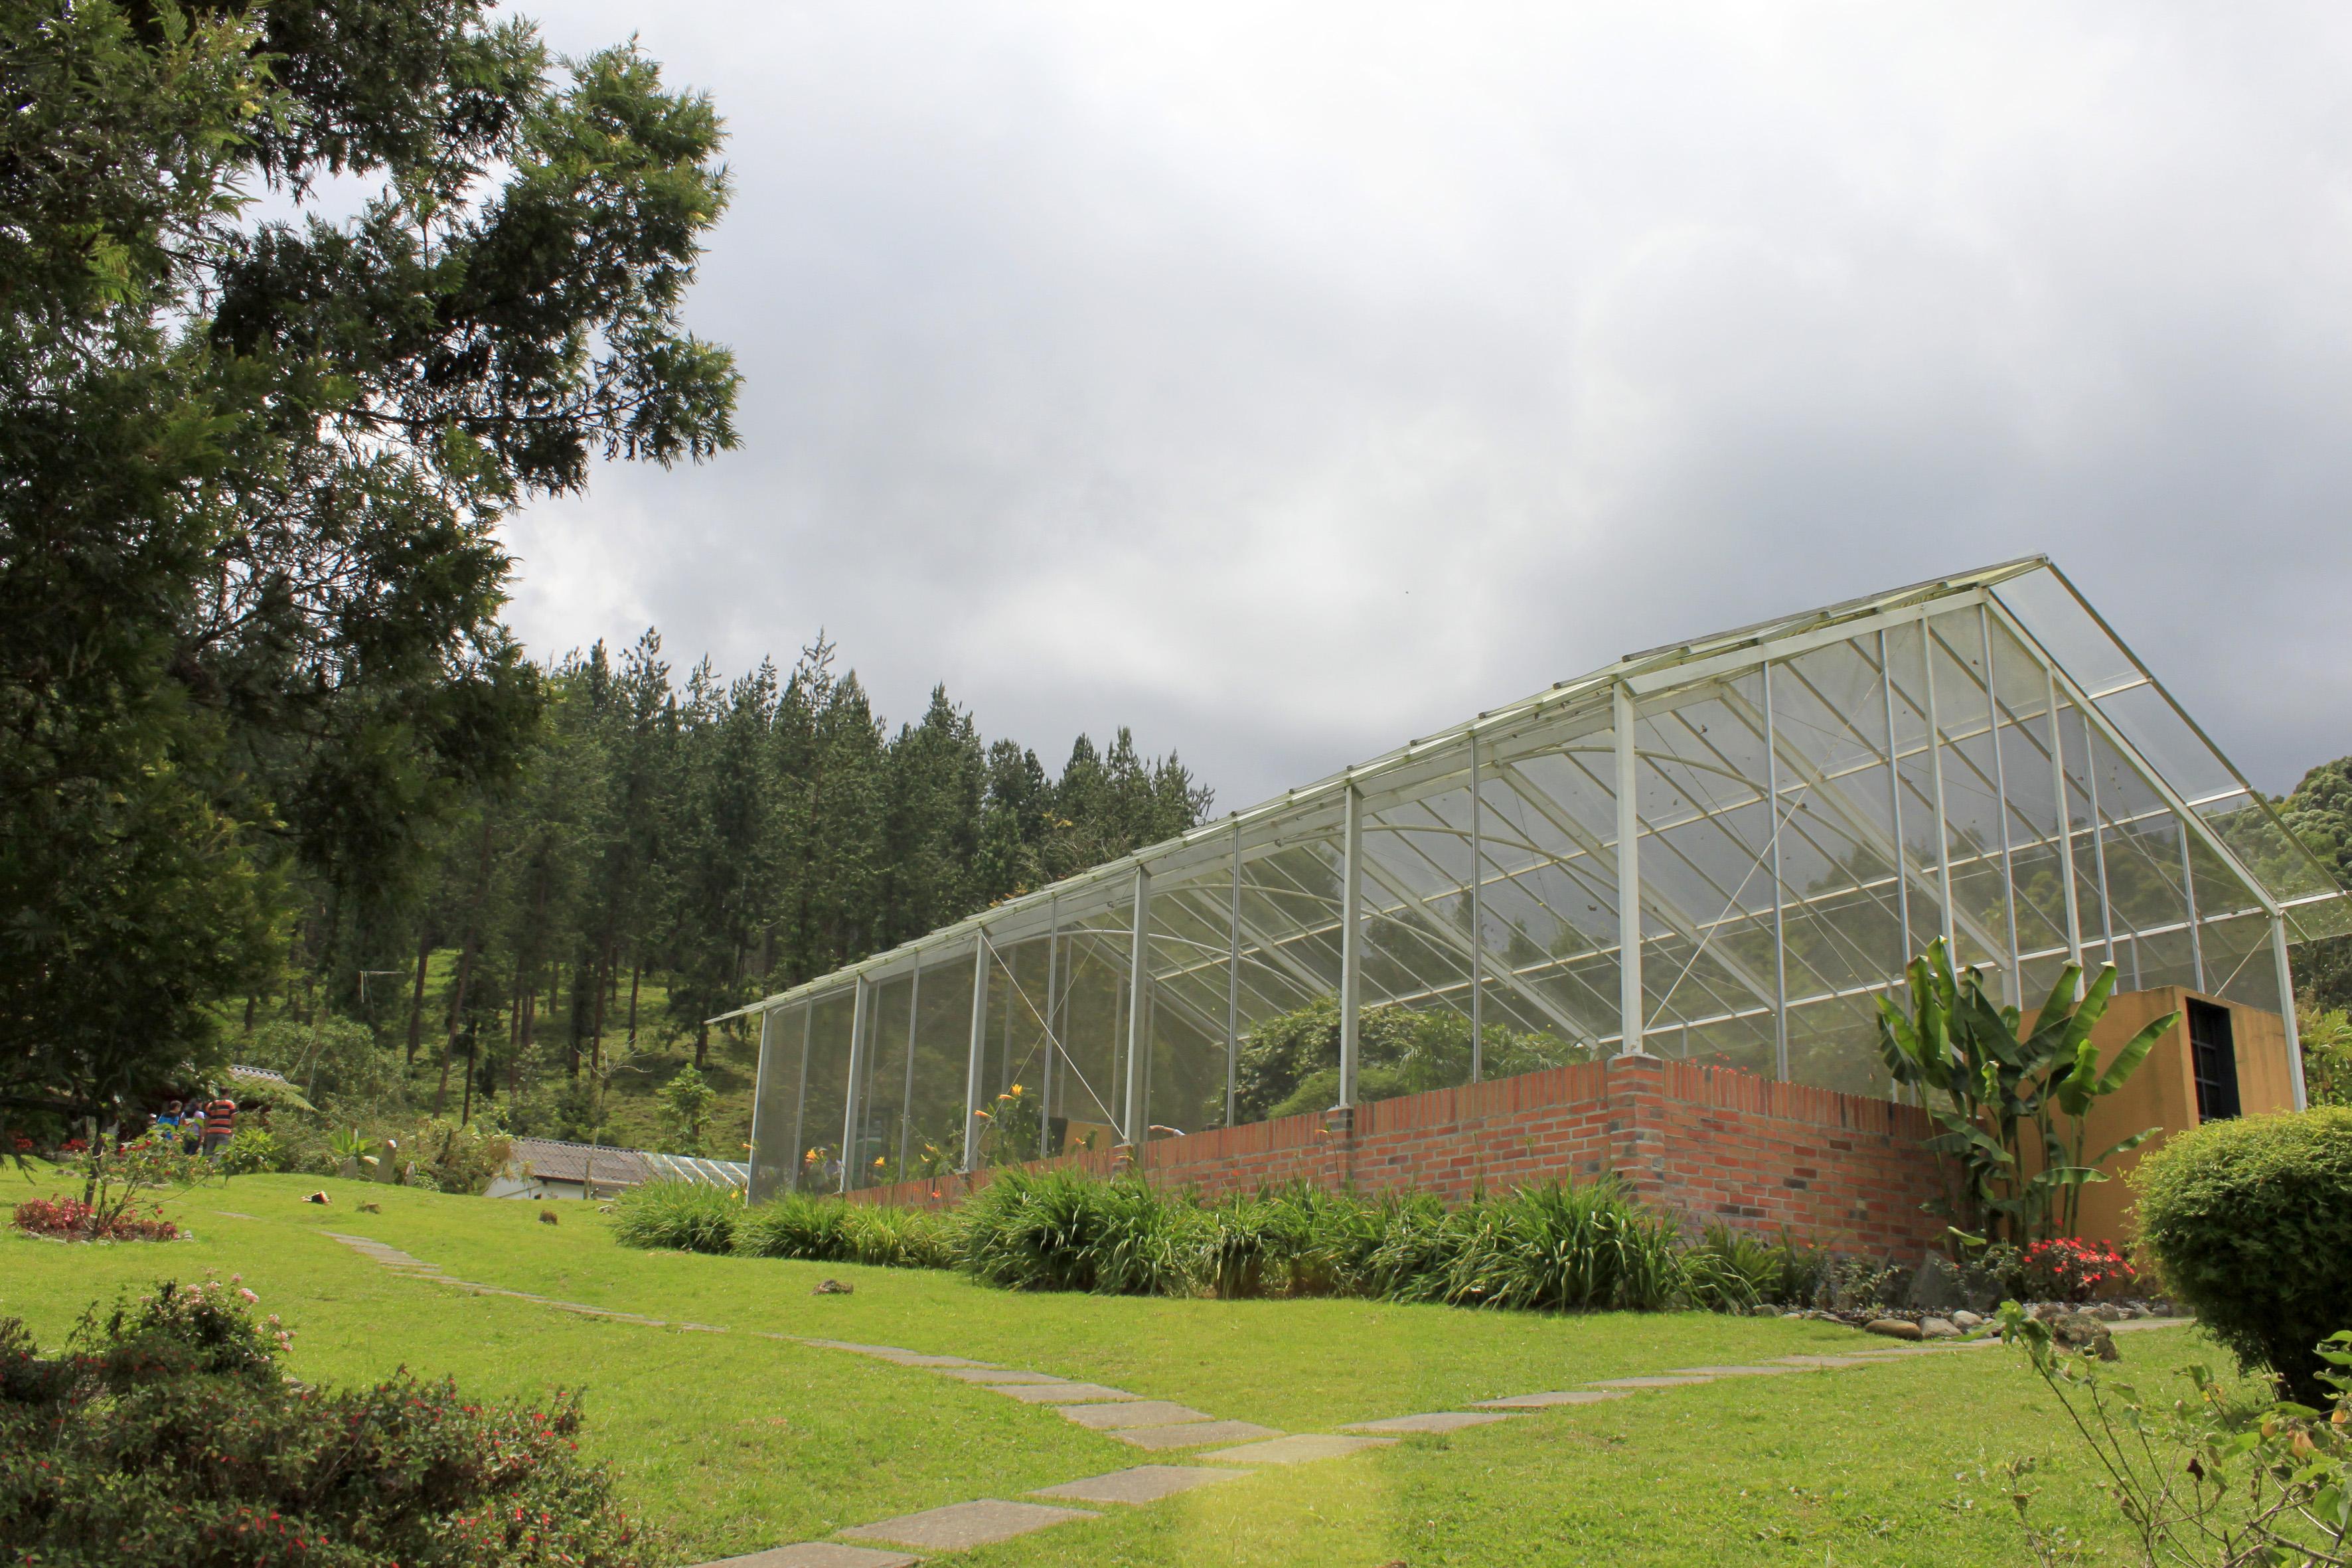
[730, 558, 2349, 1202]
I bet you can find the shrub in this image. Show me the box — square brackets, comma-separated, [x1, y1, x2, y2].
[0, 1279, 650, 1565]
[2015, 1237, 2134, 1302]
[1433, 1180, 1687, 1312]
[611, 1180, 740, 1255]
[1684, 1223, 1800, 1311]
[736, 1191, 854, 1260]
[2133, 1107, 2352, 1403]
[736, 1194, 957, 1269]
[10, 1194, 179, 1242]
[218, 1127, 289, 1176]
[960, 1168, 1208, 1295]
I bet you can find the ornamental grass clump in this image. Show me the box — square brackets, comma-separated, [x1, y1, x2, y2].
[735, 1194, 956, 1269]
[959, 1168, 1209, 1296]
[1425, 1179, 1687, 1312]
[610, 1179, 740, 1255]
[2132, 1106, 2352, 1405]
[0, 1279, 649, 1565]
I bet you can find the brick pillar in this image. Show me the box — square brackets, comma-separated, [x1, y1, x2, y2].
[1603, 1055, 1670, 1208]
[1323, 1105, 1356, 1190]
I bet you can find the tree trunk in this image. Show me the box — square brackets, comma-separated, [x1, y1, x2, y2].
[627, 962, 641, 1048]
[589, 947, 609, 1077]
[404, 931, 431, 1067]
[434, 820, 493, 1117]
[695, 1019, 708, 1071]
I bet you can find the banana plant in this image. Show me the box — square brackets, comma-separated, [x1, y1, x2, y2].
[2039, 965, 2173, 1235]
[1877, 939, 2171, 1247]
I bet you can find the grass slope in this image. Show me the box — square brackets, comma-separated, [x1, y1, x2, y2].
[2, 1170, 2213, 1565]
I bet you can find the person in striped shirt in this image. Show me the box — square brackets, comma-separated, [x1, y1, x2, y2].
[199, 1094, 238, 1157]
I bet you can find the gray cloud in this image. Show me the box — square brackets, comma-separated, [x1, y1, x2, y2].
[503, 2, 2352, 807]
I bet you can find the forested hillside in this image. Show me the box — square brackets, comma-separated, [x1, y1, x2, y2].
[238, 631, 1210, 1151]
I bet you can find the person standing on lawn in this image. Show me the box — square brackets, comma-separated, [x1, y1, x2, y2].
[153, 1101, 182, 1142]
[200, 1093, 237, 1157]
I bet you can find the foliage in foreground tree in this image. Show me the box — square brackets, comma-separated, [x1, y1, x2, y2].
[1877, 940, 2171, 1247]
[2132, 1107, 2352, 1407]
[0, 1278, 649, 1565]
[1998, 1304, 2351, 1568]
[0, 0, 736, 1139]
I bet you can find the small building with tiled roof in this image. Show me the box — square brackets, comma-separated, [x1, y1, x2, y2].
[485, 1137, 749, 1201]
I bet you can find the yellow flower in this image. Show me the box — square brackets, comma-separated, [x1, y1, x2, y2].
[872, 1156, 886, 1168]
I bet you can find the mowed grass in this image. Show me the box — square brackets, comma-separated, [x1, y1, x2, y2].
[1, 1169, 2212, 1565]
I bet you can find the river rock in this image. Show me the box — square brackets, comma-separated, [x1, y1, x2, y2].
[1865, 1318, 1924, 1340]
[1950, 1310, 1985, 1330]
[1919, 1316, 1961, 1339]
[2051, 1310, 2119, 1361]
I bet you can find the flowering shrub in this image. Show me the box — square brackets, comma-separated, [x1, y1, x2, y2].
[2016, 1237, 2134, 1302]
[10, 1194, 180, 1241]
[0, 1279, 651, 1565]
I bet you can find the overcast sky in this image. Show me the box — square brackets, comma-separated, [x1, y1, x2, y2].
[503, 3, 2352, 811]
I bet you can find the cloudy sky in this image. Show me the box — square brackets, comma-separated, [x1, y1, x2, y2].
[504, 3, 2352, 810]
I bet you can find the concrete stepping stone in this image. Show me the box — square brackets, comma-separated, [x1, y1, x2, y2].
[212, 1210, 258, 1219]
[988, 1382, 1138, 1404]
[1058, 1400, 1212, 1431]
[1196, 1434, 1396, 1464]
[1664, 1365, 1799, 1377]
[1585, 1375, 1714, 1389]
[1114, 1420, 1283, 1450]
[1339, 1411, 1516, 1434]
[935, 1367, 1060, 1383]
[692, 1544, 917, 1568]
[1470, 1390, 1630, 1409]
[1770, 1355, 1873, 1368]
[839, 1500, 1097, 1550]
[1031, 1465, 1247, 1505]
[805, 1341, 920, 1356]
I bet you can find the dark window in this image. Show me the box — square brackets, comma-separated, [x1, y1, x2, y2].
[2187, 1000, 2241, 1123]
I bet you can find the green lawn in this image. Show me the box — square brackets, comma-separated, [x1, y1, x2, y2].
[1, 1169, 2215, 1565]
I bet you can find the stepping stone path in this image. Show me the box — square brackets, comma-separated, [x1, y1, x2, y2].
[700, 1547, 917, 1568]
[1340, 1411, 1516, 1434]
[988, 1381, 1138, 1404]
[839, 1501, 1098, 1551]
[1057, 1400, 1214, 1431]
[1114, 1419, 1281, 1450]
[1471, 1389, 1629, 1409]
[1196, 1433, 1397, 1464]
[1030, 1466, 1245, 1505]
[309, 1225, 2195, 1567]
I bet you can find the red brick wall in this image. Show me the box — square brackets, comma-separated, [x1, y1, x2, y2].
[850, 1055, 1949, 1256]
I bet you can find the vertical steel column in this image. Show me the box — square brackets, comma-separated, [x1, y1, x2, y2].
[1123, 868, 1151, 1140]
[2047, 667, 2084, 975]
[1468, 740, 1484, 1081]
[963, 937, 989, 1172]
[896, 959, 921, 1176]
[787, 1003, 811, 1193]
[1226, 821, 1241, 1127]
[1614, 684, 1645, 1056]
[1764, 663, 1789, 1080]
[1982, 607, 2023, 1002]
[2274, 915, 2308, 1111]
[1880, 628, 1911, 966]
[748, 1006, 774, 1202]
[1924, 621, 1958, 957]
[2082, 718, 2118, 969]
[2179, 830, 2207, 992]
[1041, 896, 1059, 1152]
[839, 975, 868, 1195]
[1339, 785, 1364, 1105]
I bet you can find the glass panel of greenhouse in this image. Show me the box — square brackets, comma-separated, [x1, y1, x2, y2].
[730, 558, 2352, 1199]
